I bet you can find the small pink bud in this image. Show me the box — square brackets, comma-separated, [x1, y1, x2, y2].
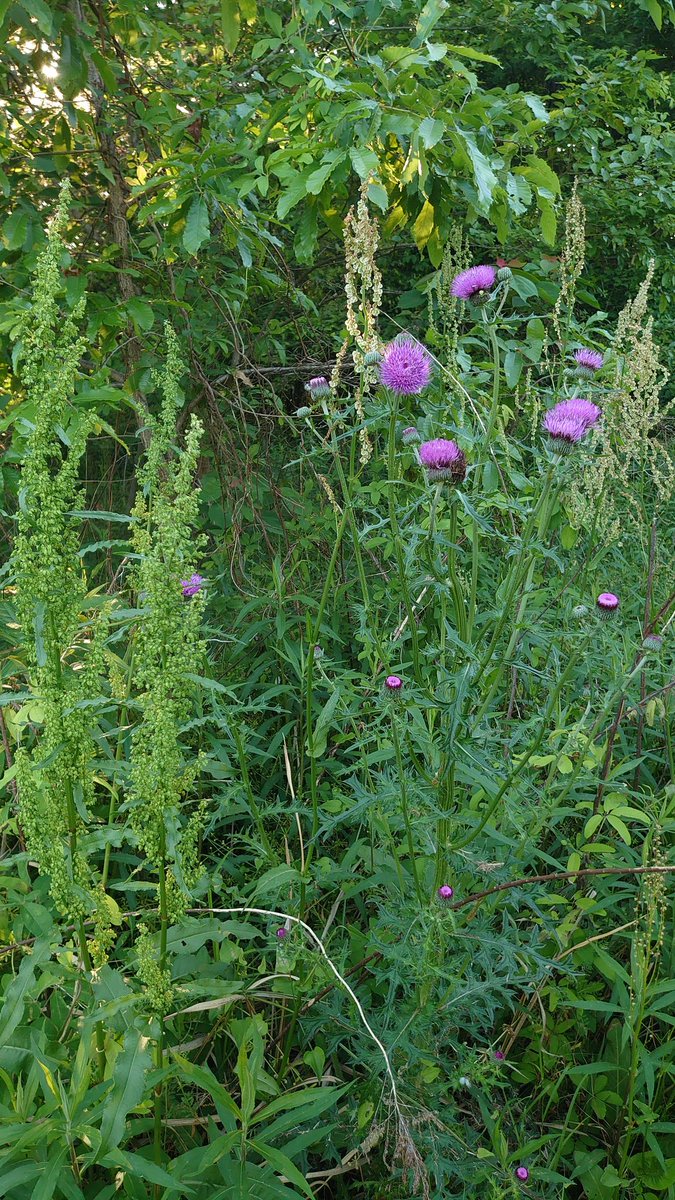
[516, 1167, 529, 1182]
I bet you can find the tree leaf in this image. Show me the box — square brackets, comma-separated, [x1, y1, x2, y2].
[349, 146, 379, 179]
[183, 195, 211, 255]
[221, 0, 241, 52]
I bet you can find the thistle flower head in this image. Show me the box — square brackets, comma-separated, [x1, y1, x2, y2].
[276, 927, 288, 939]
[574, 347, 604, 372]
[553, 398, 602, 429]
[516, 1167, 529, 1182]
[181, 573, 206, 598]
[451, 264, 496, 303]
[305, 375, 331, 399]
[385, 674, 403, 692]
[437, 884, 454, 901]
[380, 335, 432, 395]
[542, 399, 599, 452]
[419, 438, 467, 483]
[494, 1050, 505, 1061]
[401, 426, 421, 446]
[597, 592, 619, 618]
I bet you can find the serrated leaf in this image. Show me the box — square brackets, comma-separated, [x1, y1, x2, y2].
[183, 195, 210, 255]
[349, 146, 378, 179]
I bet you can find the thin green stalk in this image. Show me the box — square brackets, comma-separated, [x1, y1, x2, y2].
[305, 506, 350, 869]
[467, 517, 479, 642]
[332, 446, 386, 669]
[470, 462, 560, 720]
[446, 500, 467, 643]
[102, 650, 134, 890]
[49, 625, 106, 1081]
[387, 396, 422, 683]
[153, 847, 169, 1194]
[484, 319, 501, 442]
[434, 759, 455, 891]
[232, 724, 274, 857]
[390, 713, 424, 902]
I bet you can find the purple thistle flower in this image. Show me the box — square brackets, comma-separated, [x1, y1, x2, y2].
[181, 573, 206, 598]
[419, 438, 467, 483]
[542, 400, 599, 453]
[451, 264, 496, 303]
[553, 398, 602, 429]
[574, 347, 604, 373]
[305, 375, 331, 398]
[516, 1167, 529, 1182]
[437, 884, 454, 901]
[380, 335, 432, 396]
[597, 592, 619, 619]
[276, 927, 288, 939]
[385, 675, 403, 692]
[494, 1050, 505, 1061]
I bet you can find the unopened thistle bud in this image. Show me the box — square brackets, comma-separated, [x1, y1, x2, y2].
[642, 633, 663, 652]
[401, 426, 421, 446]
[597, 592, 619, 619]
[363, 348, 383, 366]
[437, 884, 454, 902]
[497, 265, 512, 282]
[295, 405, 311, 418]
[305, 376, 331, 399]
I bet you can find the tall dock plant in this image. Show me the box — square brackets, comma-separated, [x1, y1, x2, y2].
[126, 324, 206, 1169]
[13, 185, 111, 1073]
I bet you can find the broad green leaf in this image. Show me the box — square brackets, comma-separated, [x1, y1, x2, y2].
[100, 1030, 153, 1151]
[99, 1149, 191, 1191]
[277, 173, 309, 220]
[349, 146, 378, 179]
[418, 116, 445, 149]
[414, 0, 448, 43]
[183, 195, 211, 255]
[453, 131, 498, 213]
[367, 181, 388, 211]
[305, 151, 345, 196]
[125, 297, 155, 332]
[412, 199, 434, 251]
[221, 0, 241, 52]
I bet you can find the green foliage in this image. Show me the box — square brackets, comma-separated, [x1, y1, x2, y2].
[0, 7, 674, 1199]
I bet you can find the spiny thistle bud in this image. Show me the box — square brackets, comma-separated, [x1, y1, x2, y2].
[305, 376, 331, 399]
[419, 438, 467, 484]
[642, 633, 663, 652]
[437, 884, 454, 902]
[401, 426, 421, 446]
[497, 265, 512, 282]
[451, 264, 496, 305]
[385, 674, 403, 694]
[295, 405, 311, 418]
[572, 604, 589, 619]
[596, 592, 620, 619]
[363, 348, 383, 366]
